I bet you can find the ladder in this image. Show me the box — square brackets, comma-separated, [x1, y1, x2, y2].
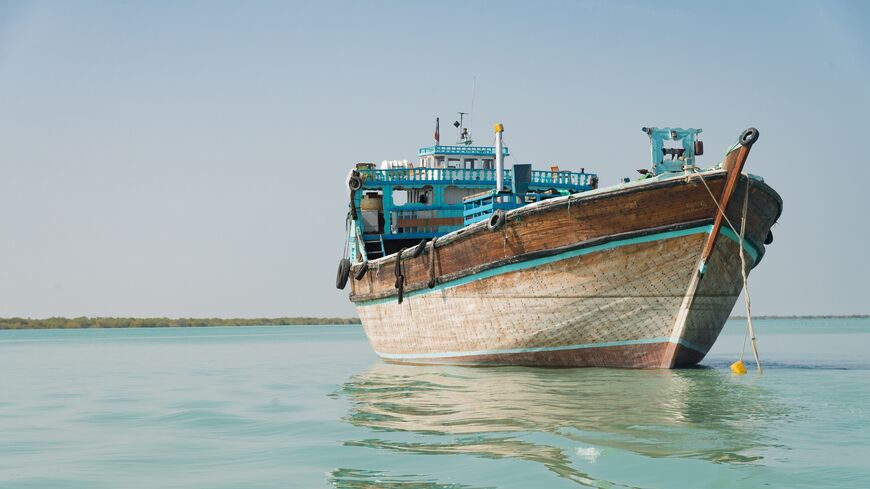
[363, 235, 387, 259]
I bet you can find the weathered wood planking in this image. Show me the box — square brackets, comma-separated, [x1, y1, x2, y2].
[357, 232, 755, 368]
[352, 171, 782, 368]
[351, 172, 781, 302]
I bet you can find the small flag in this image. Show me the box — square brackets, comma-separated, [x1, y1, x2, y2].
[434, 117, 440, 145]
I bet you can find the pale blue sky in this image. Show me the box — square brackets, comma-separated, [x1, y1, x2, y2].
[0, 1, 867, 318]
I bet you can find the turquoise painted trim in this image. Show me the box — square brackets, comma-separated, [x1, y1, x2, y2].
[644, 127, 702, 174]
[375, 337, 706, 360]
[356, 224, 759, 307]
[720, 226, 759, 262]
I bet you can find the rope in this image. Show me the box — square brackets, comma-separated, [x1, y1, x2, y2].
[341, 213, 352, 260]
[348, 190, 357, 227]
[692, 168, 762, 373]
[738, 180, 750, 363]
[427, 237, 438, 289]
[739, 177, 762, 373]
[394, 248, 406, 304]
[690, 170, 739, 236]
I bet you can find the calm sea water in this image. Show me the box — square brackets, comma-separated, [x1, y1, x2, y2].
[1, 319, 868, 488]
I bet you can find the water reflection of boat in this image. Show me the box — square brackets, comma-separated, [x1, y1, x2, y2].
[332, 363, 789, 486]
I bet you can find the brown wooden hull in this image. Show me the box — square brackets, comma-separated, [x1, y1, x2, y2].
[350, 171, 782, 368]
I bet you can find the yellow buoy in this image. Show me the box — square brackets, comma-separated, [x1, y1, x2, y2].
[730, 360, 748, 375]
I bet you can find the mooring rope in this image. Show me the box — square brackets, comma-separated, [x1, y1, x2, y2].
[738, 177, 763, 373]
[340, 213, 353, 264]
[427, 237, 438, 289]
[692, 170, 739, 236]
[394, 248, 406, 304]
[691, 168, 762, 373]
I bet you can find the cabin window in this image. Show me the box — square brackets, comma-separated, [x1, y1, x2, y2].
[444, 186, 489, 205]
[464, 158, 476, 169]
[447, 158, 460, 168]
[435, 156, 445, 167]
[483, 159, 493, 169]
[394, 186, 433, 206]
[391, 187, 409, 206]
[417, 185, 433, 205]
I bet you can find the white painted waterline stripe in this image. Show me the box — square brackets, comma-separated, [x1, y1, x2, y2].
[375, 337, 707, 360]
[356, 224, 758, 306]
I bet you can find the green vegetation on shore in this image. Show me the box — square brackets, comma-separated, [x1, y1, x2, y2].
[0, 317, 361, 330]
[1, 315, 865, 330]
[729, 315, 869, 320]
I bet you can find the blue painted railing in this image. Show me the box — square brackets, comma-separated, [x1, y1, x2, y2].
[417, 145, 510, 157]
[358, 168, 597, 189]
[530, 170, 596, 187]
[359, 167, 507, 184]
[462, 191, 560, 225]
[353, 167, 598, 244]
[364, 232, 444, 241]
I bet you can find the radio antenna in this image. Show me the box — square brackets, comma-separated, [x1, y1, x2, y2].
[455, 112, 472, 145]
[470, 76, 476, 138]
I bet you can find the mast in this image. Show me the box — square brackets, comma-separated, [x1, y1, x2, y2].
[454, 112, 472, 145]
[494, 123, 504, 191]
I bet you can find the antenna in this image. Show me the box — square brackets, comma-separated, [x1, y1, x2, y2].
[451, 78, 478, 146]
[454, 111, 473, 146]
[470, 76, 476, 138]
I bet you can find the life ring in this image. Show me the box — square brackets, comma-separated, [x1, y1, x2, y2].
[335, 258, 350, 289]
[487, 209, 506, 231]
[764, 230, 773, 245]
[354, 260, 369, 280]
[740, 127, 759, 147]
[348, 176, 362, 191]
[410, 239, 426, 258]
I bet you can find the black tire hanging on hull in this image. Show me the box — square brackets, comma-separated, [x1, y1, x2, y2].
[336, 258, 351, 289]
[410, 239, 426, 258]
[487, 209, 506, 231]
[354, 261, 369, 281]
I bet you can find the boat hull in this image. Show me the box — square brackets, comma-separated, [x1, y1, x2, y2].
[350, 172, 782, 368]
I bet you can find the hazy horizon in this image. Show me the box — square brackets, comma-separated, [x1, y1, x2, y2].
[1, 1, 868, 318]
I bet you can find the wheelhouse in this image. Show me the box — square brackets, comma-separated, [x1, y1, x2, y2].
[346, 127, 599, 261]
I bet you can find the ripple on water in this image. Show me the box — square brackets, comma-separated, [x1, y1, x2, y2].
[1, 324, 869, 488]
[335, 363, 800, 486]
[328, 468, 494, 489]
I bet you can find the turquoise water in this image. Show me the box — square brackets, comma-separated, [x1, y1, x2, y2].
[1, 320, 868, 488]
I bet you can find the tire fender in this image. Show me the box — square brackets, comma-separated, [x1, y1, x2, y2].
[353, 260, 369, 281]
[487, 209, 506, 231]
[336, 258, 351, 289]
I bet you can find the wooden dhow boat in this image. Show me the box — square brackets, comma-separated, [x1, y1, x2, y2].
[337, 119, 782, 368]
